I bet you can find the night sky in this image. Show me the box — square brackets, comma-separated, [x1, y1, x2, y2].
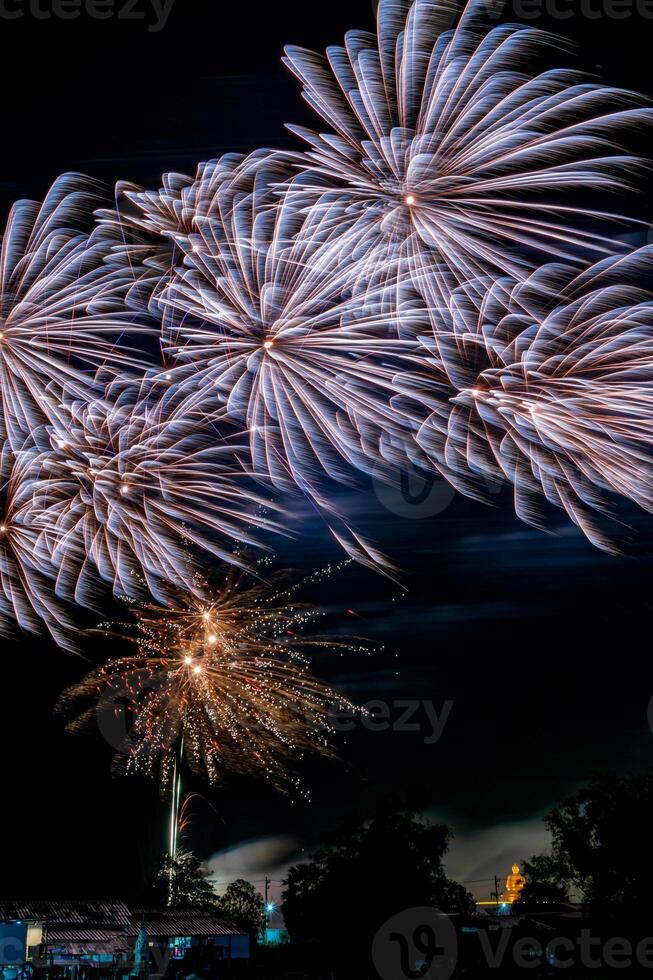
[2, 0, 653, 906]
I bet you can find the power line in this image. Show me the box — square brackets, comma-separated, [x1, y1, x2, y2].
[459, 877, 498, 884]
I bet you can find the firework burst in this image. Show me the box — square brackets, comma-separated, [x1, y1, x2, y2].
[59, 567, 365, 791]
[283, 0, 650, 300]
[154, 151, 420, 503]
[0, 434, 79, 651]
[2, 0, 653, 650]
[412, 247, 653, 550]
[30, 382, 284, 609]
[99, 154, 264, 246]
[0, 174, 153, 450]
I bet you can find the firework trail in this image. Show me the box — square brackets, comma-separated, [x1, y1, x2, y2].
[177, 792, 211, 838]
[58, 567, 364, 791]
[283, 0, 650, 300]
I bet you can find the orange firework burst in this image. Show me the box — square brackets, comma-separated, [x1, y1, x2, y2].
[58, 566, 365, 793]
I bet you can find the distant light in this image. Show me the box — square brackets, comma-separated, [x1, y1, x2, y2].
[207, 634, 218, 645]
[405, 194, 416, 206]
[165, 373, 172, 381]
[202, 611, 210, 621]
[184, 656, 193, 666]
[263, 339, 274, 350]
[120, 484, 129, 496]
[0, 524, 7, 533]
[266, 902, 276, 914]
[193, 665, 203, 675]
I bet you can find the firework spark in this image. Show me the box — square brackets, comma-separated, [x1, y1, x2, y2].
[59, 567, 365, 791]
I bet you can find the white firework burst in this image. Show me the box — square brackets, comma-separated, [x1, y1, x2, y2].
[283, 0, 650, 299]
[0, 173, 154, 450]
[413, 248, 653, 550]
[0, 434, 78, 651]
[28, 381, 285, 609]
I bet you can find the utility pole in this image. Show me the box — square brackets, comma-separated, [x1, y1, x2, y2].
[264, 877, 271, 945]
[493, 875, 502, 911]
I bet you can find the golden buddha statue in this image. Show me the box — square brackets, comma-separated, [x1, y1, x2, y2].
[503, 864, 526, 904]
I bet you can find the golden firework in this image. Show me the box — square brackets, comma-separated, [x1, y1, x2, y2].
[59, 567, 364, 793]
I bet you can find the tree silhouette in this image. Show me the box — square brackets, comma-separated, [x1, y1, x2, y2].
[216, 879, 265, 939]
[522, 770, 653, 925]
[153, 852, 219, 910]
[282, 800, 473, 971]
[513, 854, 571, 908]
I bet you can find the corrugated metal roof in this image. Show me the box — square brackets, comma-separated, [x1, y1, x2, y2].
[47, 929, 127, 944]
[0, 901, 130, 927]
[129, 910, 244, 938]
[0, 903, 244, 940]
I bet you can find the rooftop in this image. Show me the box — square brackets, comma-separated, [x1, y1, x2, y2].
[129, 909, 246, 938]
[0, 901, 130, 928]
